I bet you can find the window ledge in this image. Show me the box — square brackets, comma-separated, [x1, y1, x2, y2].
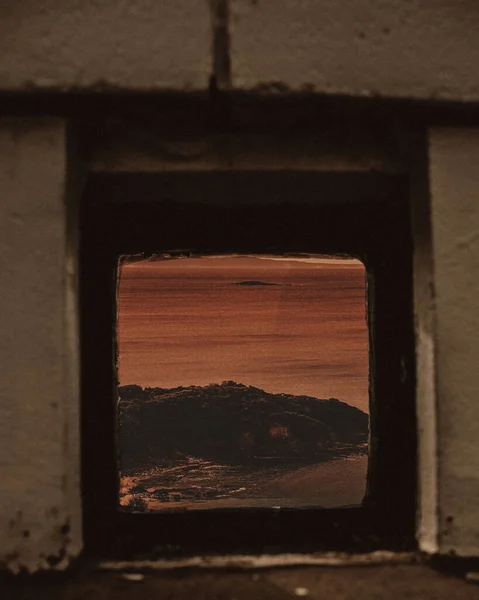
[3, 561, 479, 599]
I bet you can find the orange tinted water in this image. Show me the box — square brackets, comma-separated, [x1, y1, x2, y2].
[117, 255, 369, 510]
[117, 255, 369, 412]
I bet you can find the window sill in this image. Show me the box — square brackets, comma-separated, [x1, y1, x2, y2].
[4, 558, 479, 599]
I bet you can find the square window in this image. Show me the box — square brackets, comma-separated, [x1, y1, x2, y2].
[80, 170, 416, 558]
[117, 253, 369, 513]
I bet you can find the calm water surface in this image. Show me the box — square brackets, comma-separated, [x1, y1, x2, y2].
[117, 255, 369, 510]
[118, 256, 369, 412]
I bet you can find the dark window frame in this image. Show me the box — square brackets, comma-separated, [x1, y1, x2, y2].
[80, 170, 416, 559]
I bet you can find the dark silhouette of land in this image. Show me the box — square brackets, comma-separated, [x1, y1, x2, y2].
[119, 381, 368, 471]
[119, 382, 368, 510]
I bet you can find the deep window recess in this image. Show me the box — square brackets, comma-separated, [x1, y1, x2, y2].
[80, 171, 416, 559]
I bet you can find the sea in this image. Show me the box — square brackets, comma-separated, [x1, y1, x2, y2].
[117, 255, 369, 510]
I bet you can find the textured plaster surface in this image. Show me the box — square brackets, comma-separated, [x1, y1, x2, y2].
[0, 118, 81, 572]
[0, 1, 211, 91]
[230, 0, 479, 100]
[429, 128, 479, 556]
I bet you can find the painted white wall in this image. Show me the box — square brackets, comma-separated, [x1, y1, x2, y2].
[420, 129, 479, 556]
[0, 1, 212, 91]
[230, 0, 479, 100]
[0, 118, 82, 572]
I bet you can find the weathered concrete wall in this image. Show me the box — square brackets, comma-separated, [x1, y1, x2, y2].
[230, 0, 479, 100]
[2, 1, 479, 101]
[0, 119, 82, 572]
[426, 129, 479, 556]
[0, 1, 211, 91]
[2, 0, 479, 570]
[410, 131, 439, 554]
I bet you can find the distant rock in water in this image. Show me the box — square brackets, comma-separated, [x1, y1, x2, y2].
[235, 280, 285, 286]
[118, 382, 368, 471]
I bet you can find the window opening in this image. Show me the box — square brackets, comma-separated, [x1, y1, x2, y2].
[80, 170, 416, 555]
[116, 253, 369, 512]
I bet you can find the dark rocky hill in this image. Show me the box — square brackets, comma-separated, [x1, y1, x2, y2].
[118, 382, 368, 471]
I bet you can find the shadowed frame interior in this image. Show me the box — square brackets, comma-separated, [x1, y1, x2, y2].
[80, 170, 416, 558]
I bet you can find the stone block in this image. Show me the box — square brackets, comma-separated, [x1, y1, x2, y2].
[230, 0, 479, 101]
[0, 1, 212, 91]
